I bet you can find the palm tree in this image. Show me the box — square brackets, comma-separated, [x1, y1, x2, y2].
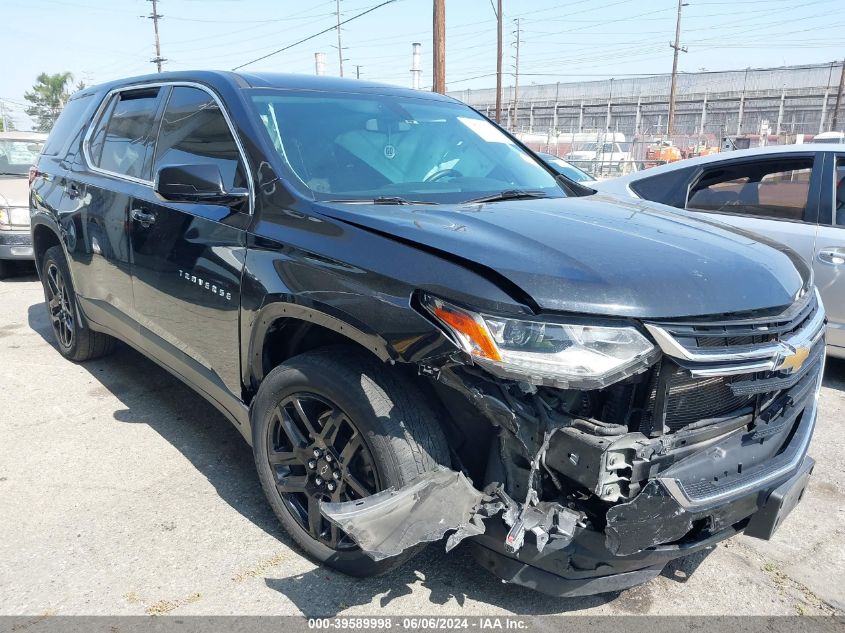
[24, 72, 74, 132]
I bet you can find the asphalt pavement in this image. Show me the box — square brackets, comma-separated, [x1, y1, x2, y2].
[1, 269, 843, 617]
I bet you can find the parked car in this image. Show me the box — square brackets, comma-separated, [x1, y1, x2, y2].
[0, 131, 46, 277]
[811, 131, 844, 144]
[30, 72, 823, 598]
[565, 134, 631, 175]
[536, 152, 597, 184]
[593, 144, 845, 359]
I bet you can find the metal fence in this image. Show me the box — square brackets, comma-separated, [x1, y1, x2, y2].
[451, 62, 845, 177]
[517, 130, 810, 179]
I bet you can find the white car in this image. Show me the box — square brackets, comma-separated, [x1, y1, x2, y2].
[0, 131, 47, 277]
[593, 144, 845, 358]
[566, 140, 631, 175]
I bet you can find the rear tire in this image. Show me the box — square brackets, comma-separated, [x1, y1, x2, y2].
[252, 346, 450, 576]
[40, 245, 115, 361]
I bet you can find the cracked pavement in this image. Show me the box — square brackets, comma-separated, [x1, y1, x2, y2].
[1, 271, 843, 617]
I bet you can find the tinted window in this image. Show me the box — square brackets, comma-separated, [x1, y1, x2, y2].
[687, 158, 813, 222]
[630, 166, 695, 208]
[42, 94, 94, 156]
[836, 157, 845, 226]
[153, 86, 245, 191]
[94, 87, 161, 179]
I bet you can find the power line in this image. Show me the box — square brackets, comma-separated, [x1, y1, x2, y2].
[231, 0, 398, 71]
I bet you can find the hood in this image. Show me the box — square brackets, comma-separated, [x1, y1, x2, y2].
[315, 194, 810, 320]
[0, 175, 30, 208]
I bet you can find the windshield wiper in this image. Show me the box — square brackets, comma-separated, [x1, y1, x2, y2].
[327, 196, 438, 205]
[463, 189, 548, 204]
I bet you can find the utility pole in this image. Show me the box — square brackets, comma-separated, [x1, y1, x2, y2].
[512, 17, 521, 131]
[494, 0, 503, 124]
[410, 42, 422, 89]
[666, 0, 688, 136]
[433, 0, 446, 94]
[354, 64, 362, 79]
[335, 0, 344, 77]
[832, 60, 845, 131]
[146, 0, 165, 73]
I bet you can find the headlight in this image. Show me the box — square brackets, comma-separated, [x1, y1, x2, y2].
[0, 207, 30, 230]
[421, 295, 657, 388]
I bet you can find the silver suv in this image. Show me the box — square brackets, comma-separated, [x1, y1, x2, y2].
[0, 131, 46, 277]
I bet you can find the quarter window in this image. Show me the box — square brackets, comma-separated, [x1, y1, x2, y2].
[42, 94, 94, 156]
[687, 158, 814, 222]
[92, 87, 161, 179]
[153, 86, 246, 191]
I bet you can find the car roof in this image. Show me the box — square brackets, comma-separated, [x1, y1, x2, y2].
[0, 131, 48, 141]
[601, 143, 836, 189]
[74, 70, 457, 104]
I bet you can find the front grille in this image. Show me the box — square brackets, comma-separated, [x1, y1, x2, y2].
[638, 290, 825, 435]
[656, 289, 818, 355]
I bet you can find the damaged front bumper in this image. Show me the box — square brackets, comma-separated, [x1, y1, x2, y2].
[322, 291, 825, 597]
[320, 371, 819, 597]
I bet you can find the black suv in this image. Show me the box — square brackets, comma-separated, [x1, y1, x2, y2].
[30, 71, 824, 597]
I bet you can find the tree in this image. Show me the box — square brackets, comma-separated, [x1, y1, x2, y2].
[24, 72, 74, 132]
[0, 112, 15, 132]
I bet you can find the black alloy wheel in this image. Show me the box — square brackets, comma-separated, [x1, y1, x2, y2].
[44, 260, 75, 350]
[251, 346, 450, 576]
[266, 392, 379, 551]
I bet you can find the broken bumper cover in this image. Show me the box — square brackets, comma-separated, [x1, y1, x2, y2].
[470, 394, 818, 598]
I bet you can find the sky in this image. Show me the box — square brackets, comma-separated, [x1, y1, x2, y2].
[3, 0, 845, 130]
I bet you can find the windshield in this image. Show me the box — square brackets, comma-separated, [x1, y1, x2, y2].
[0, 139, 43, 176]
[248, 91, 563, 204]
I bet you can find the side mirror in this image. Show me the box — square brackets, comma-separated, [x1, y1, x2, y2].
[154, 164, 248, 204]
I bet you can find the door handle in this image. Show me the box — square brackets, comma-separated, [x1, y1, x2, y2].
[817, 247, 845, 266]
[130, 208, 156, 228]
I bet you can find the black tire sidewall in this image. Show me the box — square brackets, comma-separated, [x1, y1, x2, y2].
[252, 348, 445, 576]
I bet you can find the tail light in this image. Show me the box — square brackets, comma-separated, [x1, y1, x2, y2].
[28, 166, 40, 187]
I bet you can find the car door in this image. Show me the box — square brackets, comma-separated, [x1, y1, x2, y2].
[71, 86, 164, 339]
[128, 84, 251, 405]
[682, 153, 822, 264]
[812, 152, 845, 355]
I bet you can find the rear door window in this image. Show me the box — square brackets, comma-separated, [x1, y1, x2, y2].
[90, 87, 161, 180]
[152, 86, 246, 191]
[687, 157, 814, 222]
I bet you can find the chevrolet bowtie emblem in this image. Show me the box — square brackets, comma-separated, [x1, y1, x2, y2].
[776, 344, 810, 373]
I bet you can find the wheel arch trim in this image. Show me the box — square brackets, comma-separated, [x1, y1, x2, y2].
[246, 299, 395, 388]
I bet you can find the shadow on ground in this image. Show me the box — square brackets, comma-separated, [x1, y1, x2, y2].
[24, 298, 845, 615]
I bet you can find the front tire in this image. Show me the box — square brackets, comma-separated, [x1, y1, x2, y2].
[40, 245, 114, 361]
[252, 346, 450, 576]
